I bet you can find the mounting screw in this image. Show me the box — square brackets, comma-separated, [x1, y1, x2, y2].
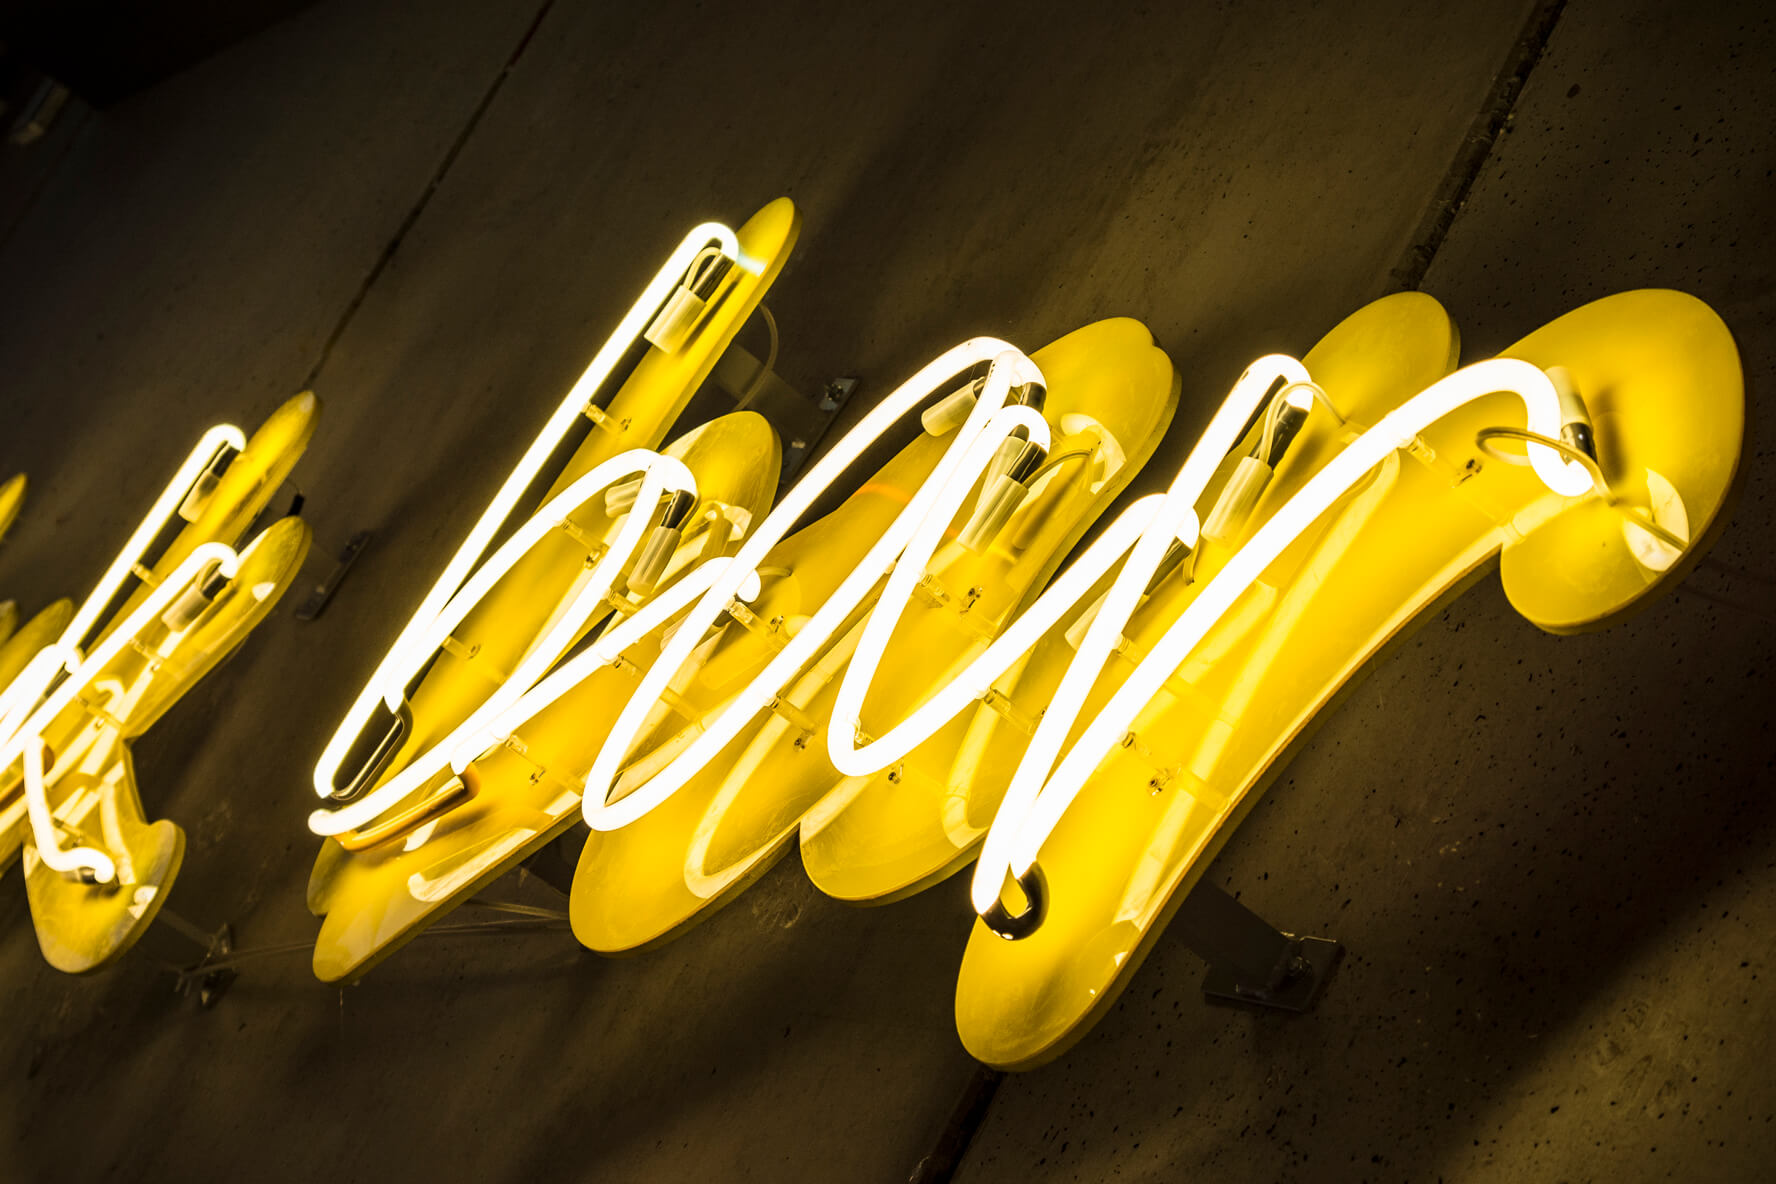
[820, 377, 859, 413]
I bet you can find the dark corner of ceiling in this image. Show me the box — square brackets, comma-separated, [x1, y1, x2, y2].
[0, 0, 323, 107]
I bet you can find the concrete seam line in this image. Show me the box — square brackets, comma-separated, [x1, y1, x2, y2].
[910, 1065, 1005, 1184]
[1387, 0, 1569, 292]
[299, 0, 559, 393]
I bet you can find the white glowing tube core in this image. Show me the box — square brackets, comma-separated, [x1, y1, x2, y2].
[444, 556, 755, 778]
[0, 426, 251, 885]
[310, 222, 746, 803]
[63, 426, 246, 649]
[582, 341, 1047, 831]
[969, 357, 1593, 916]
[1, 541, 241, 884]
[827, 355, 1307, 783]
[307, 451, 697, 836]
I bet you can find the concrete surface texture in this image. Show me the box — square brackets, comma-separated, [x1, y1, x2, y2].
[0, 0, 1767, 1180]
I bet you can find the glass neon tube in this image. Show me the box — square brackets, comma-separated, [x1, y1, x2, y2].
[307, 450, 697, 836]
[581, 341, 1049, 831]
[311, 222, 751, 804]
[824, 355, 1313, 780]
[0, 426, 252, 885]
[1, 540, 243, 884]
[442, 556, 762, 780]
[970, 357, 1596, 918]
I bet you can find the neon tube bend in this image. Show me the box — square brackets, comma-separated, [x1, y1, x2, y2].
[582, 341, 1049, 832]
[2, 541, 243, 885]
[825, 354, 1313, 781]
[307, 450, 698, 837]
[971, 357, 1597, 916]
[0, 426, 251, 885]
[63, 425, 246, 650]
[311, 222, 748, 803]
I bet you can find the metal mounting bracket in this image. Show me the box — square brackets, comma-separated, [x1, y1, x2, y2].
[517, 821, 585, 898]
[709, 342, 857, 485]
[136, 907, 235, 1008]
[1178, 879, 1343, 1012]
[294, 529, 372, 622]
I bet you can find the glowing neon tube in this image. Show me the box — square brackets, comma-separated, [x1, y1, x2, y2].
[0, 645, 62, 746]
[582, 342, 1049, 831]
[825, 355, 1311, 780]
[970, 357, 1595, 916]
[447, 557, 761, 778]
[0, 541, 241, 884]
[0, 424, 245, 741]
[311, 222, 751, 803]
[62, 425, 245, 650]
[0, 422, 244, 735]
[0, 426, 254, 884]
[307, 450, 698, 836]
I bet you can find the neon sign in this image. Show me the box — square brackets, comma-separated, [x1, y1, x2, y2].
[567, 317, 1177, 952]
[304, 201, 799, 982]
[305, 233, 1739, 1068]
[0, 393, 317, 972]
[568, 288, 1738, 1066]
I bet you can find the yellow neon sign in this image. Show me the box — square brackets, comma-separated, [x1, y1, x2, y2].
[948, 289, 1739, 1066]
[305, 201, 799, 981]
[305, 262, 1738, 1070]
[567, 288, 1737, 1066]
[0, 394, 317, 972]
[965, 354, 1601, 924]
[580, 341, 1053, 832]
[312, 225, 749, 811]
[0, 472, 22, 549]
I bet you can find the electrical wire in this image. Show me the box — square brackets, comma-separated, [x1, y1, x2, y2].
[173, 917, 570, 979]
[1025, 447, 1096, 485]
[1475, 424, 1689, 552]
[735, 304, 780, 412]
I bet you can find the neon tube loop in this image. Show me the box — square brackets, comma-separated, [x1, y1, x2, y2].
[65, 426, 246, 653]
[582, 342, 1049, 831]
[310, 223, 752, 806]
[444, 555, 761, 783]
[827, 354, 1311, 785]
[307, 450, 698, 837]
[1, 540, 244, 885]
[970, 357, 1600, 926]
[0, 426, 252, 886]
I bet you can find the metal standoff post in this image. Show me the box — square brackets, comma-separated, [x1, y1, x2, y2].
[707, 305, 858, 485]
[517, 822, 586, 898]
[1176, 879, 1343, 1012]
[134, 906, 236, 1008]
[294, 529, 372, 622]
